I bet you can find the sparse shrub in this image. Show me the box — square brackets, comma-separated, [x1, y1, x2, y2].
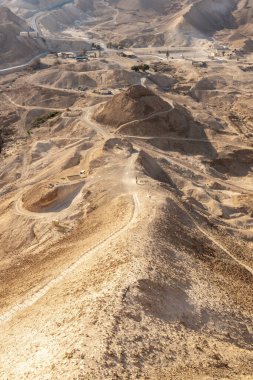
[140, 64, 149, 72]
[27, 129, 33, 136]
[131, 65, 140, 72]
[31, 111, 60, 129]
[131, 64, 149, 72]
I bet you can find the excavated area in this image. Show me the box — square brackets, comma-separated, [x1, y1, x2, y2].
[22, 181, 85, 213]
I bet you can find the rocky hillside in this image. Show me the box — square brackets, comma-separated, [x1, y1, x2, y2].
[94, 85, 171, 128]
[0, 6, 46, 69]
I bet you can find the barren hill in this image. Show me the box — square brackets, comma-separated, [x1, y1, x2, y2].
[111, 0, 170, 14]
[157, 0, 242, 46]
[0, 0, 80, 16]
[217, 0, 253, 50]
[110, 0, 253, 48]
[28, 67, 145, 90]
[165, 0, 253, 47]
[182, 0, 236, 36]
[93, 85, 209, 139]
[0, 4, 26, 25]
[3, 0, 252, 49]
[0, 6, 46, 69]
[94, 85, 171, 128]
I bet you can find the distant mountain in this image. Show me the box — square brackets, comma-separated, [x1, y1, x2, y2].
[0, 0, 251, 51]
[177, 0, 253, 48]
[0, 0, 94, 17]
[111, 0, 252, 48]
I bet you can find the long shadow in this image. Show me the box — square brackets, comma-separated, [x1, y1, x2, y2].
[148, 105, 218, 159]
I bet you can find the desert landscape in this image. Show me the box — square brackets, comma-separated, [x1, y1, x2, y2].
[0, 0, 253, 379]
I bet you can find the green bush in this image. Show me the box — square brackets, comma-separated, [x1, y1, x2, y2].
[32, 111, 60, 129]
[131, 64, 149, 72]
[131, 65, 140, 72]
[140, 64, 150, 72]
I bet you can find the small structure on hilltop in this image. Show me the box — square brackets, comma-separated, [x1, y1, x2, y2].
[119, 51, 136, 58]
[20, 31, 29, 38]
[29, 31, 38, 38]
[57, 52, 76, 59]
[20, 31, 38, 38]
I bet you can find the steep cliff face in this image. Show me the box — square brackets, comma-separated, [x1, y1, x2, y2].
[158, 0, 252, 47]
[225, 0, 253, 49]
[183, 0, 237, 35]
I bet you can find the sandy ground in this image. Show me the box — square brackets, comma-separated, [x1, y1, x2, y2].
[0, 6, 253, 377]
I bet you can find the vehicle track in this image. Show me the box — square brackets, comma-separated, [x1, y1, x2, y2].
[3, 94, 67, 112]
[0, 53, 48, 75]
[124, 134, 253, 151]
[115, 108, 174, 133]
[82, 105, 111, 139]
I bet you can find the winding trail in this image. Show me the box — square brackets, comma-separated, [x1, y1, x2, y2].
[81, 105, 253, 277]
[1, 103, 139, 325]
[0, 153, 139, 325]
[115, 108, 174, 133]
[3, 94, 67, 112]
[3, 93, 83, 112]
[83, 105, 253, 195]
[86, 0, 119, 34]
[82, 105, 112, 139]
[29, 0, 75, 35]
[83, 108, 252, 275]
[124, 134, 253, 151]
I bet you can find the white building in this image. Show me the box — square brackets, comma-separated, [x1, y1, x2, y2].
[20, 32, 29, 38]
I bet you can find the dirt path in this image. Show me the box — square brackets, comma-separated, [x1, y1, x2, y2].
[85, 0, 119, 35]
[83, 108, 253, 195]
[115, 108, 174, 133]
[3, 94, 67, 112]
[82, 105, 112, 139]
[34, 83, 84, 94]
[0, 151, 140, 325]
[3, 93, 84, 112]
[0, 53, 48, 75]
[124, 134, 253, 151]
[81, 103, 253, 278]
